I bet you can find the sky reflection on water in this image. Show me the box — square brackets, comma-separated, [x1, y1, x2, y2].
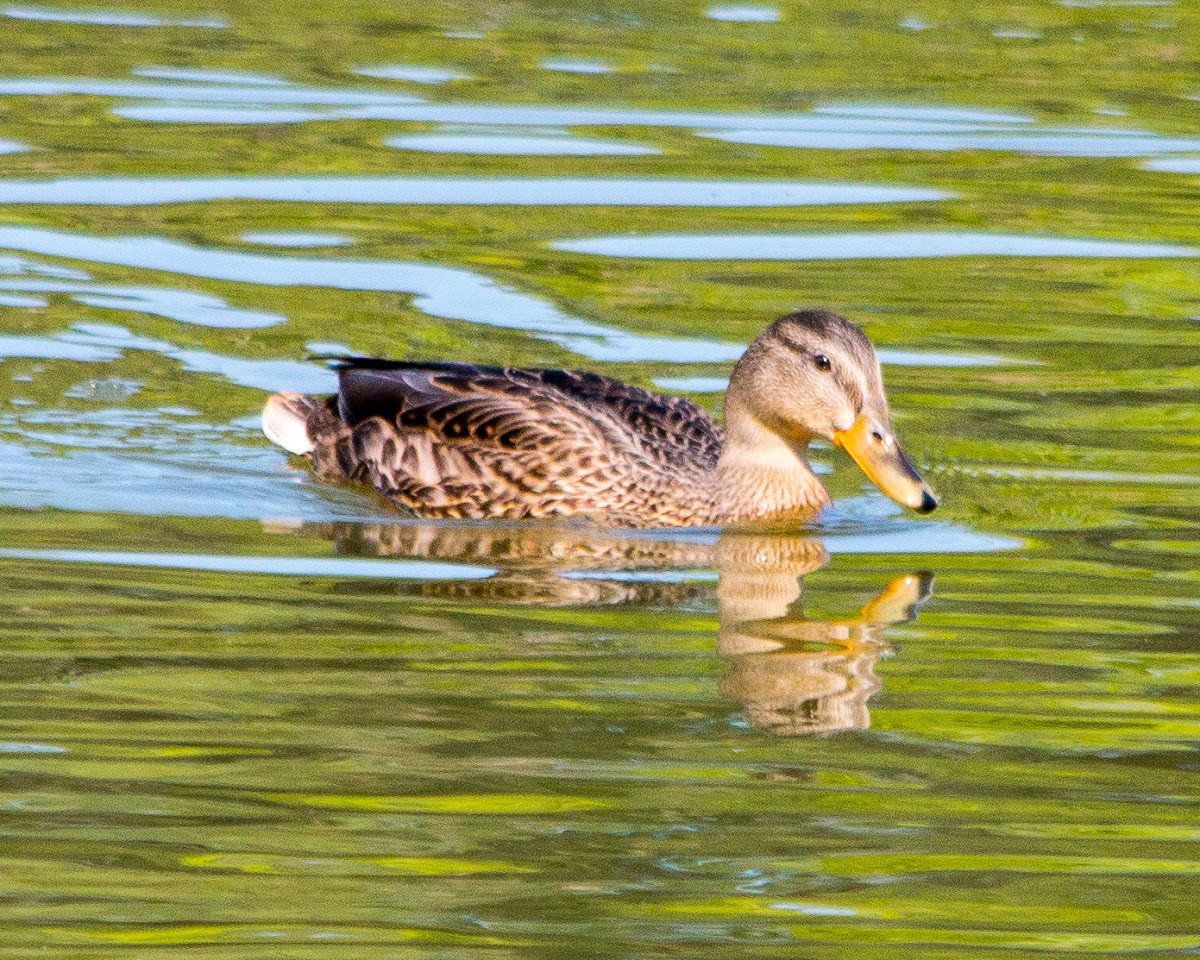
[705, 4, 781, 22]
[0, 176, 949, 206]
[2, 67, 1192, 159]
[5, 65, 1192, 161]
[385, 131, 662, 156]
[353, 64, 472, 84]
[3, 4, 228, 26]
[555, 230, 1200, 260]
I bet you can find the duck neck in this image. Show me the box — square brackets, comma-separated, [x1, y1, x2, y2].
[714, 394, 830, 526]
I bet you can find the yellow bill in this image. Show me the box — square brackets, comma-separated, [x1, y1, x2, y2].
[833, 414, 938, 513]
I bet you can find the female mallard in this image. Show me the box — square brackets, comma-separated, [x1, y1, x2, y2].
[262, 309, 937, 527]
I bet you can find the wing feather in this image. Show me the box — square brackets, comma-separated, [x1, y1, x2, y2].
[336, 360, 721, 462]
[330, 363, 619, 519]
[531, 368, 722, 467]
[294, 358, 720, 523]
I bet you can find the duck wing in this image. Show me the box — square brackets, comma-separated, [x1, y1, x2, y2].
[320, 359, 721, 522]
[335, 359, 721, 460]
[528, 367, 723, 469]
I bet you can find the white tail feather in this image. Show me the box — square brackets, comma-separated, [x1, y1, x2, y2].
[262, 392, 315, 455]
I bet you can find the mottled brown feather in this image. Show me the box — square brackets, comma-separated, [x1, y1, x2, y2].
[291, 360, 722, 526]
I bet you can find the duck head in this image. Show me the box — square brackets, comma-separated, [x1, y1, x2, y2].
[727, 310, 938, 514]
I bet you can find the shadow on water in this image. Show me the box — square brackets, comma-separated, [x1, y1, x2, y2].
[314, 522, 934, 737]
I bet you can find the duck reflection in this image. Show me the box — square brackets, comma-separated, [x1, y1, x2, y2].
[715, 534, 931, 736]
[308, 523, 933, 736]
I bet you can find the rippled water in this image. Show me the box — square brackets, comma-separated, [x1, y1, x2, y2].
[1, 0, 1199, 955]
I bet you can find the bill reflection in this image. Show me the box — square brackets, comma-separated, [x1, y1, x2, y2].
[715, 536, 932, 736]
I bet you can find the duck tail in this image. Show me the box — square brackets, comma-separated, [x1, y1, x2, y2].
[262, 392, 320, 455]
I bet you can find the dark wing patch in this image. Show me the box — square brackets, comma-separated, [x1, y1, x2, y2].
[532, 368, 722, 468]
[338, 363, 584, 451]
[334, 359, 722, 467]
[335, 362, 488, 427]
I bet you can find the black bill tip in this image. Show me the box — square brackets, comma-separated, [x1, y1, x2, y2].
[917, 489, 939, 514]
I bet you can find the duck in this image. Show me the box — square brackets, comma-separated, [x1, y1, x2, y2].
[262, 309, 938, 528]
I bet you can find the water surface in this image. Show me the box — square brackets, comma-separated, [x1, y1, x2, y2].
[0, 0, 1198, 956]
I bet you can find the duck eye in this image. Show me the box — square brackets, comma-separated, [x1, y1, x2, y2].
[813, 354, 831, 372]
